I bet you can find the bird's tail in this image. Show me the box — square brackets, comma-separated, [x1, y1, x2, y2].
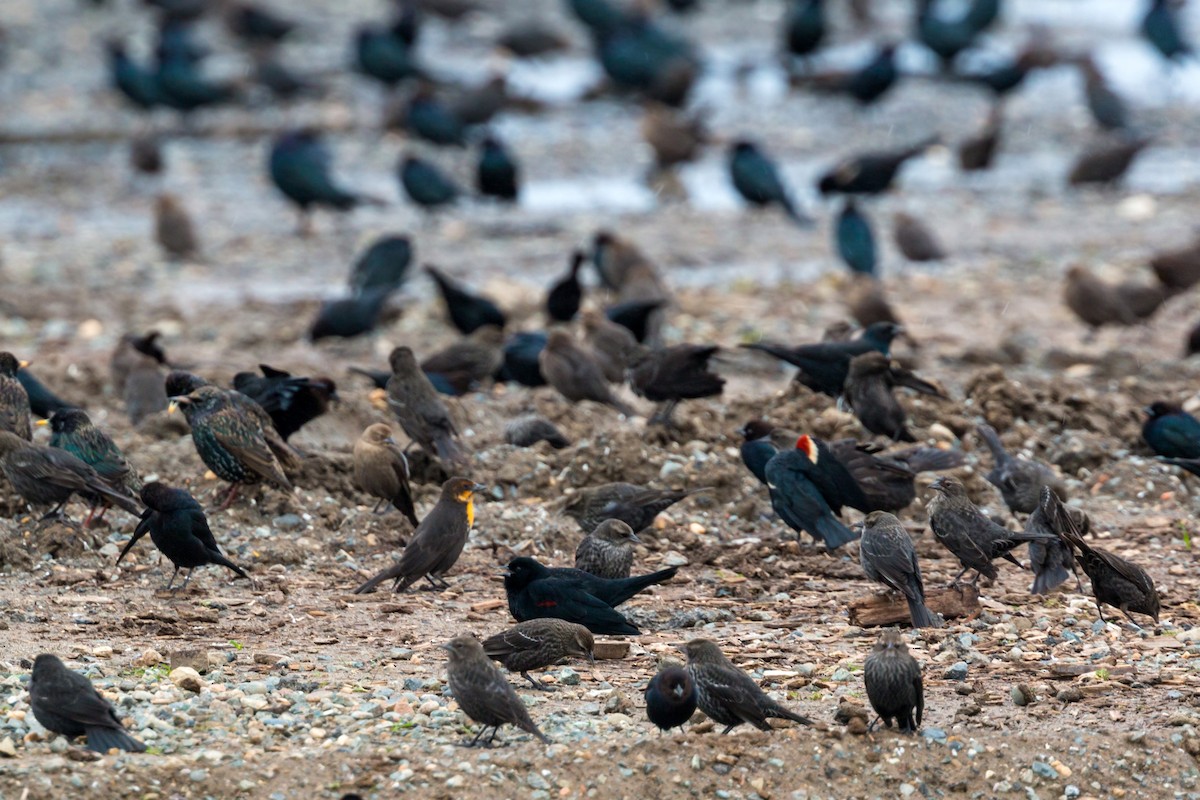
[209, 550, 250, 582]
[768, 705, 813, 726]
[609, 567, 679, 606]
[86, 725, 147, 753]
[433, 432, 467, 466]
[819, 516, 860, 550]
[394, 493, 419, 526]
[93, 485, 142, 517]
[1031, 563, 1071, 595]
[782, 196, 814, 227]
[974, 422, 1010, 466]
[739, 341, 796, 363]
[352, 565, 397, 594]
[905, 595, 942, 628]
[892, 445, 965, 474]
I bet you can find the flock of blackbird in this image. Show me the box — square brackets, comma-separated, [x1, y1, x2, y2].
[1, 0, 1194, 762]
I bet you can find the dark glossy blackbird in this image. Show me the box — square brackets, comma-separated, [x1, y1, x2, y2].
[892, 211, 946, 261]
[225, 2, 295, 44]
[645, 666, 696, 732]
[514, 557, 677, 608]
[425, 265, 506, 334]
[764, 444, 859, 550]
[628, 344, 723, 426]
[818, 138, 937, 195]
[106, 42, 159, 109]
[955, 49, 1041, 96]
[1068, 136, 1150, 185]
[728, 141, 810, 225]
[399, 155, 460, 209]
[391, 0, 419, 43]
[355, 25, 421, 87]
[1063, 264, 1166, 330]
[1143, 401, 1200, 459]
[1054, 500, 1159, 626]
[976, 422, 1066, 515]
[269, 129, 371, 221]
[561, 482, 704, 533]
[0, 431, 142, 520]
[0, 352, 31, 439]
[1188, 319, 1200, 357]
[540, 330, 635, 416]
[1078, 56, 1128, 131]
[774, 433, 869, 516]
[497, 22, 569, 57]
[798, 44, 897, 104]
[958, 105, 1001, 171]
[496, 331, 547, 387]
[155, 19, 207, 65]
[827, 438, 964, 513]
[155, 49, 237, 111]
[442, 636, 549, 746]
[741, 321, 901, 397]
[308, 289, 391, 341]
[386, 346, 465, 464]
[547, 250, 585, 323]
[406, 87, 467, 146]
[233, 364, 337, 442]
[17, 367, 72, 421]
[784, 0, 825, 57]
[738, 420, 780, 484]
[29, 654, 146, 753]
[1142, 0, 1191, 61]
[44, 408, 141, 526]
[118, 482, 249, 590]
[505, 415, 570, 449]
[844, 351, 946, 442]
[353, 423, 418, 524]
[863, 629, 923, 732]
[596, 15, 697, 106]
[349, 235, 413, 295]
[354, 477, 481, 593]
[504, 556, 641, 635]
[605, 299, 665, 343]
[916, 0, 997, 67]
[575, 519, 638, 579]
[483, 619, 594, 690]
[477, 136, 519, 200]
[860, 511, 940, 628]
[835, 198, 876, 276]
[567, 0, 630, 36]
[1025, 486, 1083, 595]
[253, 57, 321, 100]
[684, 639, 812, 734]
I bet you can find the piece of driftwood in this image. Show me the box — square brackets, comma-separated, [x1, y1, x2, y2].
[593, 641, 630, 660]
[848, 585, 980, 627]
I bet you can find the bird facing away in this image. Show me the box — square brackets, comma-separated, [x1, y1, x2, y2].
[834, 198, 876, 276]
[741, 321, 901, 397]
[546, 250, 585, 323]
[892, 211, 946, 261]
[764, 441, 860, 550]
[154, 193, 199, 259]
[539, 329, 636, 417]
[645, 665, 697, 732]
[1143, 401, 1200, 459]
[504, 415, 570, 449]
[859, 511, 941, 628]
[442, 635, 549, 747]
[233, 364, 338, 442]
[627, 343, 724, 427]
[349, 234, 413, 296]
[503, 556, 650, 636]
[728, 140, 810, 225]
[0, 352, 32, 440]
[385, 345, 465, 465]
[582, 308, 641, 384]
[1025, 486, 1084, 596]
[0, 430, 142, 521]
[482, 619, 595, 690]
[561, 482, 704, 534]
[976, 422, 1067, 516]
[863, 629, 923, 733]
[425, 265, 507, 334]
[43, 408, 141, 527]
[29, 654, 147, 753]
[353, 423, 418, 525]
[352, 477, 481, 593]
[683, 638, 813, 734]
[575, 519, 639, 579]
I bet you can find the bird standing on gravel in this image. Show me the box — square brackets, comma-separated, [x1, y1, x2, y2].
[0, 431, 142, 522]
[43, 408, 141, 527]
[683, 639, 812, 735]
[385, 346, 465, 465]
[645, 665, 697, 732]
[976, 422, 1066, 516]
[863, 629, 923, 733]
[29, 654, 147, 754]
[442, 635, 549, 747]
[482, 619, 595, 690]
[352, 423, 418, 525]
[561, 482, 704, 534]
[0, 352, 32, 440]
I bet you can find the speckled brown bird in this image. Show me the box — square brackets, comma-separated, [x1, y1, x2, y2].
[844, 279, 912, 346]
[442, 635, 549, 747]
[0, 352, 32, 440]
[581, 309, 640, 384]
[627, 343, 724, 427]
[1068, 136, 1150, 185]
[352, 477, 481, 593]
[482, 619, 595, 690]
[43, 408, 141, 527]
[420, 326, 505, 390]
[0, 430, 142, 520]
[863, 629, 923, 733]
[1063, 264, 1166, 332]
[592, 230, 654, 292]
[386, 346, 465, 465]
[976, 422, 1067, 516]
[641, 103, 706, 172]
[683, 639, 812, 735]
[539, 329, 635, 416]
[859, 511, 940, 628]
[353, 423, 418, 525]
[130, 134, 163, 176]
[504, 415, 570, 449]
[155, 193, 199, 259]
[561, 482, 705, 534]
[574, 519, 639, 579]
[844, 351, 946, 442]
[892, 211, 945, 261]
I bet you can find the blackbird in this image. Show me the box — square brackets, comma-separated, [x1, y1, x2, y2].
[117, 482, 250, 591]
[859, 511, 941, 628]
[477, 136, 519, 201]
[349, 235, 412, 296]
[405, 86, 467, 147]
[386, 346, 465, 465]
[353, 423, 418, 525]
[225, 2, 295, 44]
[107, 41, 160, 110]
[764, 443, 859, 550]
[269, 129, 375, 232]
[43, 409, 141, 526]
[728, 141, 810, 225]
[482, 619, 594, 690]
[776, 433, 870, 516]
[1054, 502, 1159, 626]
[546, 251, 585, 323]
[844, 352, 946, 442]
[1142, 0, 1191, 61]
[835, 198, 876, 276]
[308, 289, 392, 341]
[892, 211, 946, 261]
[1063, 264, 1166, 331]
[504, 415, 570, 449]
[1078, 56, 1128, 132]
[582, 309, 640, 383]
[355, 25, 422, 87]
[827, 438, 964, 513]
[18, 367, 74, 421]
[155, 48, 238, 113]
[0, 352, 32, 439]
[916, 0, 995, 67]
[1068, 136, 1150, 186]
[155, 193, 199, 259]
[28, 654, 146, 753]
[863, 629, 923, 733]
[400, 156, 460, 209]
[1188, 320, 1200, 357]
[783, 0, 825, 58]
[741, 321, 901, 397]
[958, 105, 1001, 171]
[497, 22, 569, 57]
[1025, 486, 1084, 595]
[641, 104, 706, 172]
[353, 477, 481, 593]
[233, 365, 337, 442]
[510, 556, 676, 607]
[561, 482, 704, 533]
[425, 265, 507, 334]
[683, 639, 812, 734]
[645, 665, 697, 732]
[627, 344, 724, 426]
[503, 557, 642, 635]
[0, 431, 142, 520]
[605, 299, 665, 343]
[1143, 401, 1200, 459]
[164, 370, 208, 399]
[539, 330, 636, 416]
[927, 476, 1053, 584]
[794, 44, 897, 105]
[738, 419, 780, 484]
[575, 519, 639, 579]
[442, 636, 549, 746]
[976, 422, 1066, 516]
[420, 326, 506, 391]
[818, 138, 937, 195]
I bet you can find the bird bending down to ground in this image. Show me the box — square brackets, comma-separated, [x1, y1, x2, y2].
[29, 654, 147, 753]
[683, 639, 812, 734]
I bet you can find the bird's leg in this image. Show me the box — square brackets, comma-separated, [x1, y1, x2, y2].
[372, 498, 388, 515]
[866, 716, 879, 733]
[165, 567, 180, 591]
[296, 210, 313, 238]
[83, 504, 98, 528]
[720, 724, 736, 735]
[218, 484, 241, 511]
[948, 566, 970, 587]
[463, 726, 487, 748]
[181, 568, 195, 591]
[486, 727, 502, 747]
[523, 672, 556, 692]
[1120, 606, 1144, 630]
[1096, 604, 1108, 625]
[423, 574, 441, 590]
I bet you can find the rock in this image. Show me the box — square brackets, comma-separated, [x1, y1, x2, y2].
[603, 690, 630, 714]
[1031, 761, 1057, 779]
[133, 649, 164, 668]
[594, 640, 630, 660]
[557, 668, 581, 686]
[0, 737, 15, 757]
[169, 666, 204, 693]
[1177, 628, 1200, 643]
[1011, 684, 1035, 706]
[272, 514, 304, 531]
[171, 649, 209, 674]
[92, 645, 113, 659]
[253, 653, 286, 666]
[944, 662, 969, 681]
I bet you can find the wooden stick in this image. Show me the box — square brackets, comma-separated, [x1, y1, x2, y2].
[848, 585, 980, 627]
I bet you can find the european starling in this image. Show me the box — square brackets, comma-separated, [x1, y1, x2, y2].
[442, 635, 549, 746]
[539, 330, 636, 417]
[575, 519, 639, 579]
[1068, 136, 1150, 186]
[399, 155, 460, 209]
[309, 289, 392, 341]
[976, 422, 1066, 516]
[503, 557, 643, 635]
[164, 370, 208, 400]
[561, 482, 704, 533]
[859, 511, 941, 628]
[482, 619, 595, 690]
[349, 234, 413, 296]
[863, 629, 923, 733]
[28, 654, 146, 753]
[834, 198, 876, 276]
[353, 477, 481, 593]
[0, 352, 32, 440]
[425, 265, 506, 335]
[582, 309, 640, 384]
[353, 423, 418, 525]
[477, 135, 519, 201]
[645, 665, 697, 732]
[641, 104, 706, 172]
[926, 476, 1053, 584]
[1142, 0, 1191, 61]
[421, 326, 506, 391]
[958, 105, 1001, 171]
[1025, 486, 1083, 595]
[1063, 264, 1166, 331]
[233, 365, 337, 442]
[154, 193, 199, 259]
[627, 343, 724, 427]
[764, 440, 860, 550]
[386, 346, 465, 464]
[117, 482, 250, 591]
[1054, 501, 1160, 626]
[818, 137, 937, 195]
[783, 0, 825, 58]
[546, 251, 585, 323]
[683, 639, 812, 734]
[504, 415, 570, 449]
[269, 129, 376, 233]
[741, 321, 901, 397]
[43, 409, 141, 527]
[0, 431, 142, 520]
[892, 211, 946, 261]
[728, 141, 810, 225]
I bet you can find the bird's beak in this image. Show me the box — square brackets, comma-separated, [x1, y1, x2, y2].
[18, 360, 29, 369]
[35, 419, 48, 427]
[383, 437, 396, 445]
[167, 402, 178, 415]
[472, 483, 486, 493]
[629, 532, 641, 543]
[1142, 406, 1154, 416]
[586, 651, 596, 665]
[438, 643, 453, 653]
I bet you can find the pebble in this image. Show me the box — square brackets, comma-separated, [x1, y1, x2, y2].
[92, 646, 113, 659]
[899, 784, 915, 797]
[557, 668, 580, 686]
[190, 769, 208, 782]
[133, 649, 164, 668]
[944, 662, 969, 681]
[0, 737, 15, 757]
[1031, 761, 1057, 779]
[272, 514, 304, 531]
[169, 667, 204, 693]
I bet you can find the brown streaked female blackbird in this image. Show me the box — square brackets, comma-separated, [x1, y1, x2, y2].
[155, 193, 199, 259]
[425, 265, 507, 334]
[592, 230, 651, 292]
[641, 104, 706, 172]
[420, 326, 506, 390]
[1143, 401, 1200, 459]
[926, 476, 1054, 585]
[817, 137, 937, 195]
[0, 431, 142, 520]
[29, 654, 146, 754]
[1063, 264, 1165, 331]
[503, 557, 641, 635]
[442, 635, 549, 747]
[859, 511, 941, 628]
[561, 482, 705, 534]
[892, 211, 945, 261]
[353, 477, 482, 593]
[1025, 486, 1083, 595]
[628, 344, 724, 427]
[353, 423, 418, 525]
[482, 619, 595, 690]
[764, 442, 859, 550]
[575, 519, 639, 579]
[509, 556, 676, 608]
[976, 422, 1067, 516]
[1054, 502, 1159, 626]
[740, 321, 901, 397]
[169, 386, 294, 509]
[645, 665, 696, 732]
[844, 352, 946, 442]
[117, 482, 250, 591]
[504, 415, 570, 449]
[683, 639, 812, 734]
[958, 104, 1001, 171]
[546, 250, 585, 323]
[43, 409, 141, 527]
[1068, 136, 1150, 186]
[539, 329, 636, 417]
[0, 352, 32, 440]
[582, 309, 640, 383]
[233, 365, 337, 442]
[863, 629, 923, 733]
[18, 368, 74, 420]
[386, 346, 465, 465]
